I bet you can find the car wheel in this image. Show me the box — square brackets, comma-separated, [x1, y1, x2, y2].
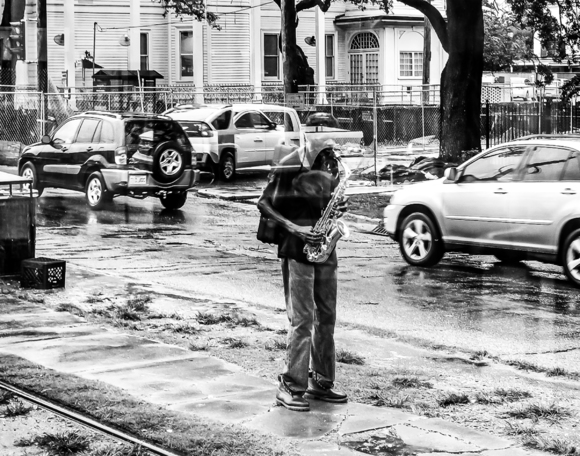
[20, 162, 44, 196]
[219, 152, 236, 181]
[562, 228, 580, 286]
[159, 191, 187, 210]
[494, 252, 526, 264]
[153, 141, 186, 183]
[399, 212, 444, 267]
[85, 172, 112, 210]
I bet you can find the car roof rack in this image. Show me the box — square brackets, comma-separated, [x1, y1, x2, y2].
[119, 112, 171, 120]
[517, 134, 580, 141]
[80, 111, 122, 119]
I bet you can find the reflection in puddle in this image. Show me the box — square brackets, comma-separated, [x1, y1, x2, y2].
[343, 432, 428, 456]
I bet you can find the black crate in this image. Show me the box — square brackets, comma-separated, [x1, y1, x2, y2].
[21, 257, 66, 289]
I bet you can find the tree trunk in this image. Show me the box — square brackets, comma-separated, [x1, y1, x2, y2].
[439, 0, 484, 162]
[281, 0, 298, 93]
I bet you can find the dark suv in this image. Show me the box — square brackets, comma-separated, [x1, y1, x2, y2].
[18, 111, 199, 210]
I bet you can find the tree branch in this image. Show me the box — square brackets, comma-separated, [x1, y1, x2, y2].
[296, 0, 332, 14]
[397, 0, 449, 52]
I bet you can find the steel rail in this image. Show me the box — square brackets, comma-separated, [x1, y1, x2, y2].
[0, 379, 183, 456]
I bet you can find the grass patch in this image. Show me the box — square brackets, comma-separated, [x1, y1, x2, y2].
[504, 359, 580, 380]
[188, 341, 210, 351]
[1, 398, 32, 417]
[369, 392, 410, 408]
[0, 389, 15, 405]
[221, 337, 249, 349]
[391, 376, 432, 389]
[504, 421, 539, 437]
[522, 434, 580, 455]
[475, 388, 532, 405]
[437, 392, 470, 407]
[165, 321, 203, 335]
[265, 338, 287, 351]
[86, 443, 150, 456]
[55, 302, 86, 317]
[0, 354, 296, 456]
[504, 402, 573, 421]
[336, 348, 365, 365]
[15, 430, 91, 454]
[195, 311, 261, 328]
[85, 293, 105, 304]
[469, 350, 492, 362]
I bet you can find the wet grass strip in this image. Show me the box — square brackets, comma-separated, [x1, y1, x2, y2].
[0, 354, 298, 456]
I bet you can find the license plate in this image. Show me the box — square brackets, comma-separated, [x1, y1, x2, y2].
[129, 175, 147, 186]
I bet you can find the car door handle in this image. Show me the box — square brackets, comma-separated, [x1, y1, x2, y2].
[86, 147, 93, 152]
[61, 146, 68, 152]
[561, 188, 576, 195]
[254, 137, 263, 142]
[494, 188, 507, 194]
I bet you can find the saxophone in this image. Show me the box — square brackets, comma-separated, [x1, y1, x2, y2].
[303, 158, 351, 263]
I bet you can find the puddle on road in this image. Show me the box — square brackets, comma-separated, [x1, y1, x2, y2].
[342, 433, 429, 456]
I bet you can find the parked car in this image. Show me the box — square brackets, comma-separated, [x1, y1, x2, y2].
[164, 103, 304, 181]
[510, 77, 535, 101]
[383, 135, 580, 287]
[18, 111, 199, 210]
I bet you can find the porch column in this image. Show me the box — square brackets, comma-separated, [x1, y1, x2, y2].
[24, 0, 38, 87]
[128, 0, 140, 70]
[315, 6, 327, 104]
[63, 0, 76, 108]
[250, 0, 262, 101]
[192, 19, 204, 103]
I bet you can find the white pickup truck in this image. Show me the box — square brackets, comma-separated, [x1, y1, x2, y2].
[165, 103, 363, 181]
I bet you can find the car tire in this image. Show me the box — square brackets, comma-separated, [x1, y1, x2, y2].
[562, 228, 580, 287]
[153, 141, 186, 183]
[399, 212, 444, 267]
[159, 191, 187, 210]
[219, 151, 236, 181]
[20, 162, 44, 196]
[494, 252, 526, 264]
[85, 172, 112, 211]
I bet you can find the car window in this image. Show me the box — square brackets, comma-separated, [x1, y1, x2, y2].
[251, 112, 272, 129]
[235, 113, 254, 129]
[460, 146, 525, 183]
[211, 110, 232, 130]
[125, 120, 189, 151]
[562, 150, 580, 181]
[53, 119, 82, 145]
[263, 111, 295, 131]
[522, 146, 571, 182]
[76, 119, 101, 143]
[100, 121, 115, 143]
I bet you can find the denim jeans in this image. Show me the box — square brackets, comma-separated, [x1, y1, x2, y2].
[280, 250, 337, 393]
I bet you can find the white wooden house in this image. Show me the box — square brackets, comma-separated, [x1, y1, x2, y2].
[44, 0, 447, 94]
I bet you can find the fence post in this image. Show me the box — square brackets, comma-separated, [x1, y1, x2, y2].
[373, 87, 378, 186]
[485, 99, 490, 149]
[421, 100, 425, 151]
[40, 93, 45, 139]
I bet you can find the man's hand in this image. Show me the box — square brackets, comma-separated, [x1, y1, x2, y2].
[292, 225, 324, 244]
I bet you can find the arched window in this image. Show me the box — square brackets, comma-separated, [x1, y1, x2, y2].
[349, 32, 379, 84]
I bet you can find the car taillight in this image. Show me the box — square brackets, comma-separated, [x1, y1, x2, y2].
[115, 146, 127, 165]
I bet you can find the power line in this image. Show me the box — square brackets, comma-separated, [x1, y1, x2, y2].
[99, 1, 274, 31]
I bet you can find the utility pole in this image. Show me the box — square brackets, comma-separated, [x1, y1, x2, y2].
[422, 0, 432, 104]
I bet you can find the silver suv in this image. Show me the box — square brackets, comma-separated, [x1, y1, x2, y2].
[384, 136, 580, 286]
[164, 103, 303, 181]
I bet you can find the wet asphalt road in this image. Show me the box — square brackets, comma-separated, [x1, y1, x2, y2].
[31, 169, 580, 374]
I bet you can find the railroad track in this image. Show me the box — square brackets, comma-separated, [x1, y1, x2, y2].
[0, 379, 182, 456]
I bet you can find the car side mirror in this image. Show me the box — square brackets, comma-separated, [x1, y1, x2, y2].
[41, 135, 52, 145]
[444, 167, 458, 182]
[269, 121, 277, 130]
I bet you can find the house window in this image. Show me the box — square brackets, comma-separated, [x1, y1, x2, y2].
[400, 51, 423, 77]
[264, 33, 279, 79]
[349, 32, 380, 84]
[180, 31, 194, 78]
[140, 33, 149, 71]
[325, 34, 335, 78]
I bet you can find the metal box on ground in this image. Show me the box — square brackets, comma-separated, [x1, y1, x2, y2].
[21, 257, 66, 289]
[0, 171, 36, 274]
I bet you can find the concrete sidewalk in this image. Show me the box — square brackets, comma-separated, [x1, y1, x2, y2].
[0, 265, 545, 456]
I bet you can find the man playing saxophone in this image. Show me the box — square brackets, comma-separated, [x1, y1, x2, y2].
[257, 141, 349, 412]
